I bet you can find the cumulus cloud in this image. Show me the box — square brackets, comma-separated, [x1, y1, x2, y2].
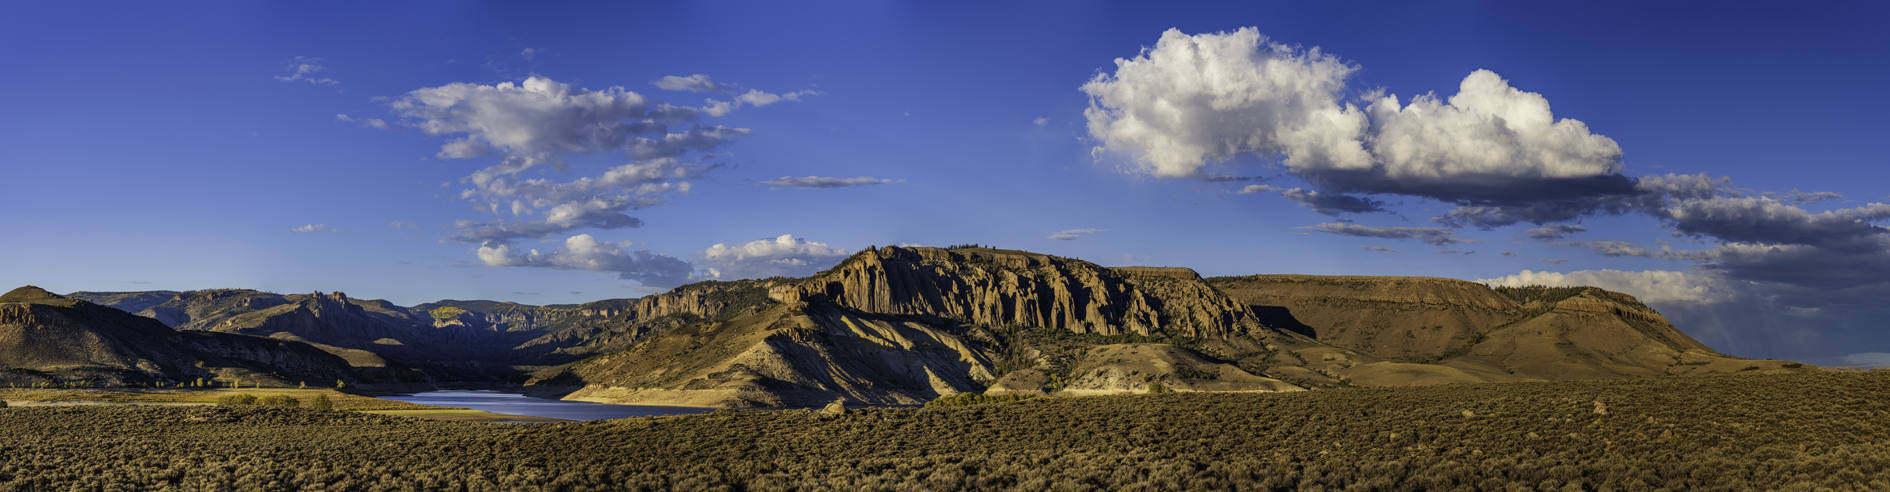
[1034, 117, 1049, 126]
[1049, 228, 1106, 241]
[1236, 184, 1279, 195]
[1298, 223, 1479, 246]
[757, 176, 897, 189]
[275, 56, 337, 85]
[1361, 246, 1397, 253]
[1477, 269, 1730, 304]
[696, 235, 851, 280]
[476, 234, 696, 288]
[1084, 28, 1633, 213]
[655, 75, 819, 116]
[1525, 225, 1587, 241]
[289, 224, 337, 233]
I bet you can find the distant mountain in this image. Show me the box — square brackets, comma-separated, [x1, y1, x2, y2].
[54, 245, 1808, 407]
[0, 286, 372, 386]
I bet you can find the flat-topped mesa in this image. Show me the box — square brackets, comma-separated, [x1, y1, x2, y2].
[1209, 274, 1520, 311]
[769, 246, 1259, 338]
[1109, 266, 1203, 281]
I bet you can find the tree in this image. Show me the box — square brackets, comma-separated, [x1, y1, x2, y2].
[310, 394, 334, 411]
[336, 379, 348, 389]
[299, 381, 307, 389]
[258, 395, 300, 408]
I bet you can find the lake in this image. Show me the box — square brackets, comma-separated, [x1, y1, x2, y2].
[382, 390, 714, 421]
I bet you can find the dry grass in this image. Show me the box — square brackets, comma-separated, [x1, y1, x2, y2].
[0, 388, 446, 411]
[3, 372, 1890, 489]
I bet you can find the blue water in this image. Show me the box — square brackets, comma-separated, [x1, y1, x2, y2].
[382, 390, 714, 421]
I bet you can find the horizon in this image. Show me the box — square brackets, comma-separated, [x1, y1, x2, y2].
[5, 2, 1888, 366]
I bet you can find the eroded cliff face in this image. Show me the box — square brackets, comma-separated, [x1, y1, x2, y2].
[770, 246, 1270, 339]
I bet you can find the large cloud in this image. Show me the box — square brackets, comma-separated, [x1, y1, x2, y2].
[1084, 28, 1633, 211]
[696, 235, 850, 280]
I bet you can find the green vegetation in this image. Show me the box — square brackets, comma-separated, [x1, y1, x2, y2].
[257, 395, 300, 408]
[214, 394, 257, 406]
[7, 372, 1890, 489]
[925, 392, 1036, 407]
[428, 306, 468, 321]
[310, 393, 333, 410]
[1145, 382, 1174, 393]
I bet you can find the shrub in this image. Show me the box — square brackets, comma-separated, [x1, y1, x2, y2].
[258, 395, 300, 408]
[1147, 383, 1174, 394]
[925, 392, 1036, 407]
[310, 394, 334, 411]
[216, 394, 258, 406]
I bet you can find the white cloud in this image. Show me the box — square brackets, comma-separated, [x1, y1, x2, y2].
[1476, 269, 1729, 304]
[1048, 228, 1106, 241]
[654, 74, 736, 94]
[1236, 184, 1279, 195]
[391, 76, 744, 247]
[520, 48, 539, 61]
[1082, 28, 1631, 209]
[757, 176, 897, 189]
[389, 221, 420, 229]
[1033, 117, 1049, 126]
[1840, 353, 1890, 368]
[476, 234, 696, 288]
[289, 224, 337, 233]
[275, 56, 337, 85]
[335, 114, 388, 129]
[1082, 28, 1368, 178]
[696, 234, 851, 280]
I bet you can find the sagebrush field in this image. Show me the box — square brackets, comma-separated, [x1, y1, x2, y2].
[3, 372, 1888, 490]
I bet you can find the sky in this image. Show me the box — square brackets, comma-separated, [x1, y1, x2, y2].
[4, 2, 1888, 366]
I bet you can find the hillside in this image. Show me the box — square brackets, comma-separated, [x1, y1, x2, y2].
[545, 246, 1325, 407]
[0, 286, 370, 387]
[51, 245, 1807, 405]
[1206, 275, 1796, 385]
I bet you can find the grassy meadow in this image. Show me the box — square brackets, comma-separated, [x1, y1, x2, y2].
[2, 372, 1888, 490]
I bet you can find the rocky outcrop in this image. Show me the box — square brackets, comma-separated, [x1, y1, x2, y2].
[771, 246, 1267, 339]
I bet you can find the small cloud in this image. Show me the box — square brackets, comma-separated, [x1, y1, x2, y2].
[1298, 223, 1480, 246]
[274, 56, 337, 85]
[512, 291, 539, 295]
[1048, 228, 1106, 241]
[653, 74, 735, 94]
[389, 221, 421, 229]
[1499, 251, 1521, 257]
[1360, 246, 1396, 254]
[758, 176, 898, 189]
[1436, 249, 1477, 255]
[1542, 258, 1571, 264]
[1840, 353, 1890, 368]
[1033, 117, 1049, 126]
[336, 114, 388, 129]
[1236, 184, 1279, 195]
[289, 224, 337, 233]
[123, 281, 151, 284]
[569, 291, 582, 295]
[520, 48, 539, 61]
[1524, 225, 1587, 241]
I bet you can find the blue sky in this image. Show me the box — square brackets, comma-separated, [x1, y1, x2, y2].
[4, 2, 1888, 365]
